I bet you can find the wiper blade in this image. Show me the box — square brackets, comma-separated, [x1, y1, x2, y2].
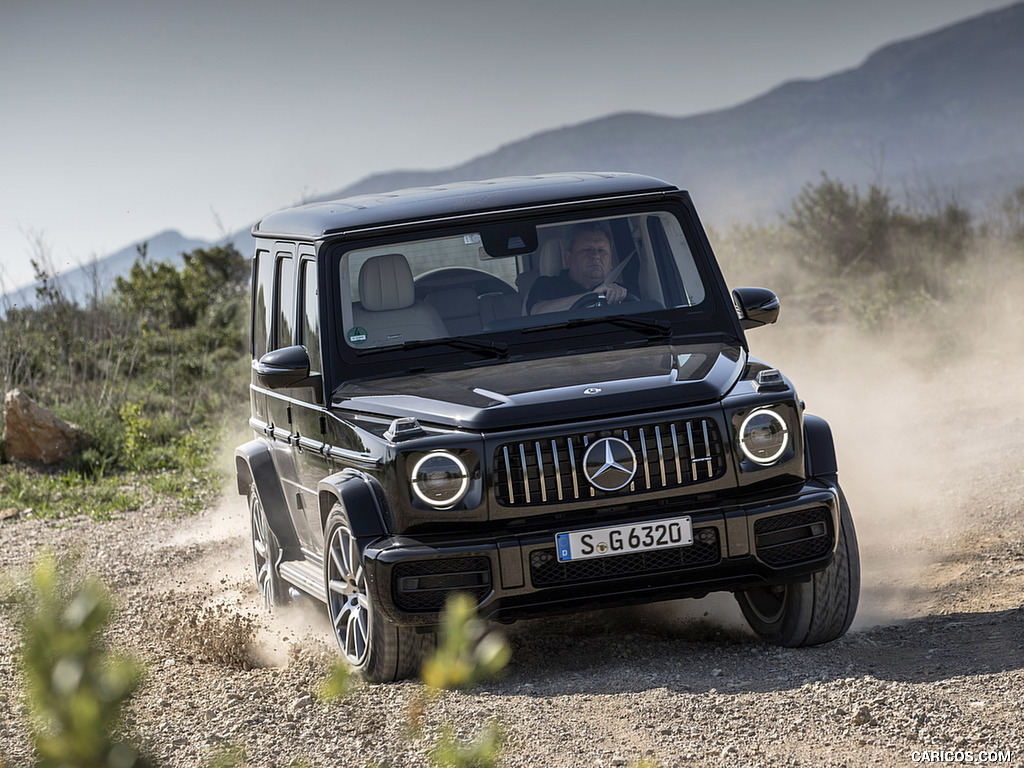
[523, 315, 673, 338]
[356, 337, 509, 358]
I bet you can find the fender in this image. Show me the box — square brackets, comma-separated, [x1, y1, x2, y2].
[803, 414, 838, 480]
[318, 469, 390, 540]
[234, 439, 301, 554]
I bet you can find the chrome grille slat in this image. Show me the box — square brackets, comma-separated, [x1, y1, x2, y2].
[567, 437, 580, 499]
[583, 435, 594, 497]
[535, 442, 548, 502]
[654, 426, 667, 487]
[670, 424, 683, 484]
[551, 439, 564, 501]
[496, 417, 725, 507]
[686, 422, 698, 482]
[502, 445, 514, 504]
[700, 420, 712, 479]
[623, 429, 634, 492]
[639, 427, 651, 488]
[519, 443, 531, 503]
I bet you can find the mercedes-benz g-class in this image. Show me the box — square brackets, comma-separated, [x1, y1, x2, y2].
[235, 172, 859, 682]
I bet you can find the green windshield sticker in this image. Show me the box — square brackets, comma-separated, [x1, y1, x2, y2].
[347, 327, 368, 345]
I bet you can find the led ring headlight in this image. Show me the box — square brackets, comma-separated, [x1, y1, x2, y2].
[410, 451, 469, 507]
[739, 409, 790, 466]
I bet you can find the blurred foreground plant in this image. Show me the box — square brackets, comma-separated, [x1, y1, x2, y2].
[5, 551, 147, 768]
[419, 592, 509, 768]
[421, 592, 510, 690]
[318, 592, 509, 768]
[428, 720, 504, 768]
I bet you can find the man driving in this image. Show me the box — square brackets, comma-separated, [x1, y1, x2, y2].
[526, 222, 628, 314]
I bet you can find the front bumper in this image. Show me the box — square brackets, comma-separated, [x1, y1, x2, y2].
[363, 480, 840, 626]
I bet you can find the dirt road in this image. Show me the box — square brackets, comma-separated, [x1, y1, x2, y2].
[1, 323, 1022, 767]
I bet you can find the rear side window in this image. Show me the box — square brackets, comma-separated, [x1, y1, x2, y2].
[252, 250, 275, 359]
[275, 255, 295, 349]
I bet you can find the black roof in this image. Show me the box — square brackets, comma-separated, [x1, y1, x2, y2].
[252, 172, 678, 239]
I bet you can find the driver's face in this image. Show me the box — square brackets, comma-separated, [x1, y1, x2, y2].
[565, 231, 613, 290]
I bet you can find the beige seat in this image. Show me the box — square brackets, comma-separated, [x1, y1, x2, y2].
[352, 253, 448, 346]
[425, 286, 482, 336]
[517, 236, 565, 314]
[478, 290, 522, 327]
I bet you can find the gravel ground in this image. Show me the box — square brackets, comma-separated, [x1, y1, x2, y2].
[2, 327, 1023, 768]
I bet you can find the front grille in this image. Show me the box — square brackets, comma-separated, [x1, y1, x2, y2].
[494, 417, 726, 507]
[530, 528, 721, 587]
[393, 557, 492, 612]
[753, 509, 833, 566]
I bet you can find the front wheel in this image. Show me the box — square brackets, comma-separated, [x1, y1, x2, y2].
[736, 489, 860, 646]
[323, 505, 430, 682]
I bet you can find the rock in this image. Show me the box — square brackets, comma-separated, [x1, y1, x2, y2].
[3, 389, 84, 464]
[0, 508, 19, 521]
[852, 705, 873, 726]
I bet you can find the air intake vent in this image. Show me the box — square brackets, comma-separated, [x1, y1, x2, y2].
[393, 557, 491, 612]
[753, 509, 833, 566]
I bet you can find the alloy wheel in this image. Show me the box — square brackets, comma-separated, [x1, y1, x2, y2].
[326, 523, 371, 665]
[250, 492, 275, 610]
[742, 584, 789, 625]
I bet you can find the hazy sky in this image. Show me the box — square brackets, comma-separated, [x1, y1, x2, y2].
[0, 0, 1015, 291]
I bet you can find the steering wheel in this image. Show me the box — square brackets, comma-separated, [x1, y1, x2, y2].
[569, 291, 641, 310]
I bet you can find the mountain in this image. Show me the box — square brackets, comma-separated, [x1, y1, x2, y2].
[1, 230, 212, 311]
[6, 3, 1022, 307]
[323, 2, 1024, 224]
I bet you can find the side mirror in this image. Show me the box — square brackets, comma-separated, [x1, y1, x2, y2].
[256, 345, 323, 400]
[732, 287, 780, 330]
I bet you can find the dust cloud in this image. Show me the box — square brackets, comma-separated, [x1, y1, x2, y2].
[158, 415, 334, 668]
[744, 252, 1024, 628]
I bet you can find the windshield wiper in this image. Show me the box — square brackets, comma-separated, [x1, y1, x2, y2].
[522, 315, 673, 339]
[355, 337, 509, 358]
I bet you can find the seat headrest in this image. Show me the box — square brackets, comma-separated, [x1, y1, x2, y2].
[359, 253, 416, 312]
[537, 237, 564, 276]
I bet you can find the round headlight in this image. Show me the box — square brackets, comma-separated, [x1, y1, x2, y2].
[411, 452, 470, 507]
[739, 409, 790, 465]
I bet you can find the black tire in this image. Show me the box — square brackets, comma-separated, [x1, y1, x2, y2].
[736, 489, 860, 646]
[249, 484, 291, 610]
[323, 504, 431, 682]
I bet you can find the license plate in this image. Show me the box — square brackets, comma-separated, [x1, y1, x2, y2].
[555, 516, 693, 563]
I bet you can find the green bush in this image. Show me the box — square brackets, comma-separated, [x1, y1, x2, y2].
[4, 552, 148, 768]
[784, 172, 974, 300]
[0, 242, 249, 516]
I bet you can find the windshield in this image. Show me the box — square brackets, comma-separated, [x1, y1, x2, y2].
[338, 210, 707, 350]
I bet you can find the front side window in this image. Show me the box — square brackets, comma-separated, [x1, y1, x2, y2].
[336, 210, 707, 351]
[301, 260, 321, 374]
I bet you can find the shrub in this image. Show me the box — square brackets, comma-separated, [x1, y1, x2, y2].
[4, 551, 148, 768]
[784, 172, 973, 297]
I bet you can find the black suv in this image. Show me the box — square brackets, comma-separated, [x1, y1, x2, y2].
[235, 172, 859, 682]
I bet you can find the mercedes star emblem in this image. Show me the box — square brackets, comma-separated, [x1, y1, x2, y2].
[584, 387, 602, 395]
[582, 437, 637, 492]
